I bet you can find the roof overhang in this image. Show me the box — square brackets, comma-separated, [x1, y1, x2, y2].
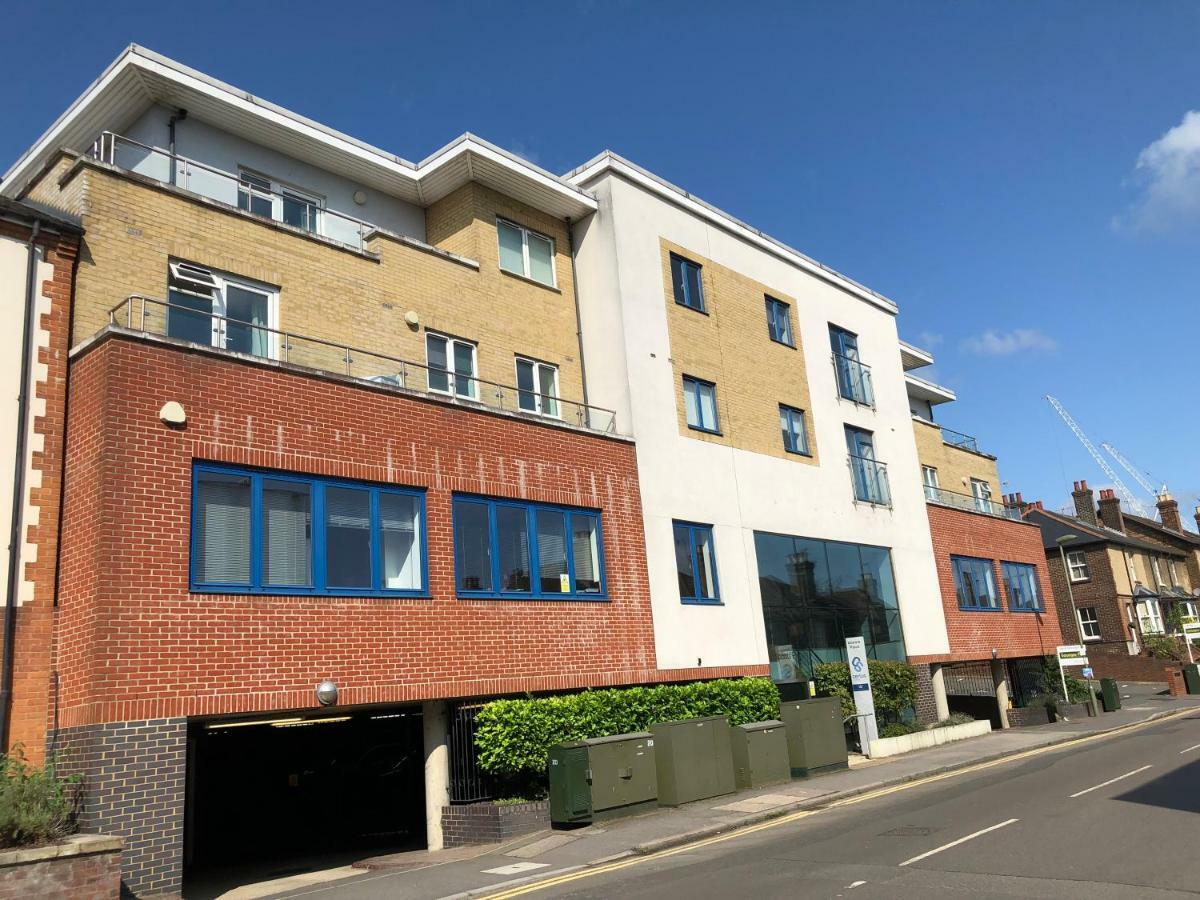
[1, 46, 597, 220]
[565, 151, 899, 316]
[899, 340, 935, 371]
[905, 372, 956, 406]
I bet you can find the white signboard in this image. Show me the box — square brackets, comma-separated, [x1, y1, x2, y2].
[845, 637, 878, 754]
[1056, 644, 1090, 667]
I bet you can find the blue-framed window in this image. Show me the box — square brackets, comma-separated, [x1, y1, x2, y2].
[1001, 561, 1043, 612]
[951, 555, 999, 611]
[830, 325, 873, 406]
[191, 463, 426, 596]
[779, 404, 809, 455]
[670, 253, 705, 312]
[765, 296, 793, 346]
[683, 376, 720, 433]
[453, 496, 605, 600]
[674, 521, 720, 604]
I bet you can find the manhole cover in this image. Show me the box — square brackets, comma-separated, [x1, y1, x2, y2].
[879, 826, 936, 837]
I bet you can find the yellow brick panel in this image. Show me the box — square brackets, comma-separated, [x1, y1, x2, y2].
[912, 418, 1001, 500]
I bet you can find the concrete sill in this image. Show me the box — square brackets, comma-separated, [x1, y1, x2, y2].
[0, 834, 123, 867]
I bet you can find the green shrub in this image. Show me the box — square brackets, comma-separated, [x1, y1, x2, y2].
[474, 678, 780, 779]
[812, 660, 919, 724]
[880, 722, 924, 738]
[0, 747, 79, 849]
[930, 712, 975, 729]
[1144, 634, 1183, 661]
[1038, 656, 1091, 702]
[1026, 693, 1058, 713]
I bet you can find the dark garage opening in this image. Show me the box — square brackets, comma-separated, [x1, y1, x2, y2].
[184, 708, 425, 889]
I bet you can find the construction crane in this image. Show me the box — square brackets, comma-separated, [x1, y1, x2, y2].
[1045, 396, 1151, 518]
[1100, 442, 1165, 505]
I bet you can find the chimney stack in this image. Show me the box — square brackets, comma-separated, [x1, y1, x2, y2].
[1003, 492, 1028, 515]
[1098, 488, 1124, 533]
[1071, 479, 1097, 526]
[1157, 490, 1183, 533]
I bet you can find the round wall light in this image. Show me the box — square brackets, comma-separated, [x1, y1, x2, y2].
[315, 680, 339, 707]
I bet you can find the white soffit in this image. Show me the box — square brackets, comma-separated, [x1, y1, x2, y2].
[905, 372, 956, 405]
[899, 340, 935, 371]
[1, 46, 596, 220]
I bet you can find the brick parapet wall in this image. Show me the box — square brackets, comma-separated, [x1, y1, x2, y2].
[441, 801, 550, 849]
[0, 838, 122, 900]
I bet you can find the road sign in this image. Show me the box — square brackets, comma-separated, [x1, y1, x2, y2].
[1056, 644, 1090, 667]
[1082, 666, 1094, 679]
[845, 637, 878, 755]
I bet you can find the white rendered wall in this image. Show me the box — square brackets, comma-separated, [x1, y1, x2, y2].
[573, 173, 949, 670]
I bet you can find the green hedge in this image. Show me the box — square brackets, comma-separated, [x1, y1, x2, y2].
[812, 660, 919, 724]
[474, 678, 780, 778]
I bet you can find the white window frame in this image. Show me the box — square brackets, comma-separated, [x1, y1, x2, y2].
[167, 261, 279, 359]
[514, 357, 560, 418]
[425, 332, 478, 399]
[1152, 557, 1165, 588]
[238, 168, 324, 234]
[1169, 559, 1180, 587]
[1078, 607, 1101, 641]
[497, 218, 557, 288]
[922, 466, 940, 501]
[1066, 550, 1090, 582]
[1138, 598, 1164, 635]
[970, 477, 993, 512]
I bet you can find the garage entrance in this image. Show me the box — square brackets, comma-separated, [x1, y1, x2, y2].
[184, 708, 425, 881]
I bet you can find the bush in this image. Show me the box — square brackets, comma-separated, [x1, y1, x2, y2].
[1026, 693, 1059, 713]
[930, 712, 975, 729]
[880, 722, 924, 738]
[1038, 656, 1091, 702]
[1144, 634, 1183, 662]
[474, 678, 780, 780]
[0, 747, 79, 849]
[812, 660, 919, 724]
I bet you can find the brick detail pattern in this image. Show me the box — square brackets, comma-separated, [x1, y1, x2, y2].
[912, 663, 939, 724]
[441, 801, 550, 849]
[0, 846, 121, 900]
[909, 505, 1064, 664]
[0, 217, 79, 765]
[53, 719, 186, 898]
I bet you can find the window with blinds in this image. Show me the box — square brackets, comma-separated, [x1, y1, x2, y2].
[191, 464, 425, 595]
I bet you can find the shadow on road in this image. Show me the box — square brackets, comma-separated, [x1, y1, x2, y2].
[1115, 758, 1200, 814]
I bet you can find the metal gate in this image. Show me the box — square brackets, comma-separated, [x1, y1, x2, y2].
[1006, 657, 1047, 708]
[448, 703, 495, 804]
[941, 661, 996, 697]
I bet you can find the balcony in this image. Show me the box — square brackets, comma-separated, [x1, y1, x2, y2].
[832, 353, 874, 407]
[848, 454, 891, 507]
[924, 485, 1021, 520]
[90, 132, 374, 251]
[108, 295, 618, 434]
[940, 426, 981, 455]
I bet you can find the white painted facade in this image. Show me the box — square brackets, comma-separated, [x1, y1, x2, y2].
[570, 160, 949, 670]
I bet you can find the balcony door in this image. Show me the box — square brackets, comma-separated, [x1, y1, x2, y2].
[167, 261, 277, 359]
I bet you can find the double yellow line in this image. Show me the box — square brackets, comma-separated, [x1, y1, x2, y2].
[481, 709, 1191, 898]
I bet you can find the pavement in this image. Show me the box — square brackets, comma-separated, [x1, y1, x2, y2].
[206, 683, 1200, 900]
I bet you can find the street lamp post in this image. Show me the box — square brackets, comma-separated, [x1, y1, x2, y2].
[1056, 534, 1097, 713]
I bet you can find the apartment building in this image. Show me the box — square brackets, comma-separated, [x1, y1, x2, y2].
[1024, 481, 1192, 682]
[902, 345, 1063, 726]
[568, 153, 949, 705]
[0, 47, 766, 895]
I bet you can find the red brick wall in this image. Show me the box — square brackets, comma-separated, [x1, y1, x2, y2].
[0, 845, 121, 900]
[1, 221, 78, 764]
[910, 504, 1064, 663]
[55, 335, 763, 730]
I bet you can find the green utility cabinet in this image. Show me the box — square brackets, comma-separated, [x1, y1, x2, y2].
[548, 732, 657, 825]
[779, 696, 848, 778]
[651, 716, 735, 806]
[1185, 664, 1200, 695]
[731, 720, 790, 790]
[1099, 678, 1121, 712]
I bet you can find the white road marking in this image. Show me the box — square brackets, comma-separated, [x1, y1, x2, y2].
[847, 880, 867, 888]
[898, 818, 1018, 867]
[482, 862, 551, 876]
[1180, 743, 1200, 755]
[1069, 764, 1153, 798]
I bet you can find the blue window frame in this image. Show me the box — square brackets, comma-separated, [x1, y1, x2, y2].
[452, 496, 606, 600]
[1001, 561, 1044, 612]
[779, 404, 809, 455]
[674, 521, 720, 604]
[683, 376, 720, 433]
[951, 555, 1000, 611]
[670, 253, 705, 312]
[830, 324, 873, 406]
[190, 462, 426, 596]
[765, 296, 793, 346]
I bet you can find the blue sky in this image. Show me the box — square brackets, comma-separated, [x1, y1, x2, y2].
[4, 1, 1199, 521]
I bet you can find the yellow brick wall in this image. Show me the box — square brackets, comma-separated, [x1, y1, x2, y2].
[659, 239, 818, 464]
[51, 164, 585, 412]
[912, 418, 1001, 500]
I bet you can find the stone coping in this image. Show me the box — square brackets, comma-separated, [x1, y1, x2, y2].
[0, 833, 123, 867]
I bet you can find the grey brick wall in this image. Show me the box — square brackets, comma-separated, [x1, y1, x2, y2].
[913, 663, 939, 724]
[442, 801, 549, 848]
[52, 718, 186, 898]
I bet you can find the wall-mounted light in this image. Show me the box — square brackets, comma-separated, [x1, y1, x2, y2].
[159, 401, 186, 426]
[315, 679, 338, 707]
[404, 310, 420, 328]
[353, 190, 367, 205]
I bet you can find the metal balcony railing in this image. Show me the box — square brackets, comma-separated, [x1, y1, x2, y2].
[90, 132, 374, 250]
[108, 295, 618, 434]
[940, 426, 981, 454]
[848, 454, 891, 507]
[923, 485, 1021, 520]
[832, 353, 874, 407]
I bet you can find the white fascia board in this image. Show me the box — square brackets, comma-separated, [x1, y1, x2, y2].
[567, 152, 900, 316]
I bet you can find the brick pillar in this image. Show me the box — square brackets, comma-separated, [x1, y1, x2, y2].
[912, 664, 940, 725]
[1071, 480, 1097, 526]
[1098, 489, 1124, 533]
[1157, 492, 1183, 533]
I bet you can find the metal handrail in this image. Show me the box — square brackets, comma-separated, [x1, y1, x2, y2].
[940, 425, 981, 454]
[831, 353, 874, 407]
[108, 295, 618, 434]
[90, 132, 374, 251]
[848, 454, 891, 507]
[923, 484, 1021, 520]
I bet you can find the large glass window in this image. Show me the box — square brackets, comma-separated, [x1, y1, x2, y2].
[683, 376, 720, 433]
[765, 296, 793, 346]
[670, 253, 705, 312]
[453, 497, 604, 599]
[755, 532, 904, 683]
[1001, 561, 1043, 612]
[497, 219, 556, 287]
[192, 465, 425, 595]
[674, 522, 719, 604]
[167, 261, 274, 359]
[952, 556, 1000, 610]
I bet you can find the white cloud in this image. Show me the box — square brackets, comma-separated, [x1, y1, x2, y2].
[915, 330, 943, 348]
[1120, 110, 1200, 233]
[960, 328, 1057, 356]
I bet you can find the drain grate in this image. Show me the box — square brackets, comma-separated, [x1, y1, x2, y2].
[879, 825, 936, 837]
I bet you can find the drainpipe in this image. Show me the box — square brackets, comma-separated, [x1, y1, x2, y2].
[167, 108, 188, 185]
[0, 220, 41, 754]
[566, 217, 593, 428]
